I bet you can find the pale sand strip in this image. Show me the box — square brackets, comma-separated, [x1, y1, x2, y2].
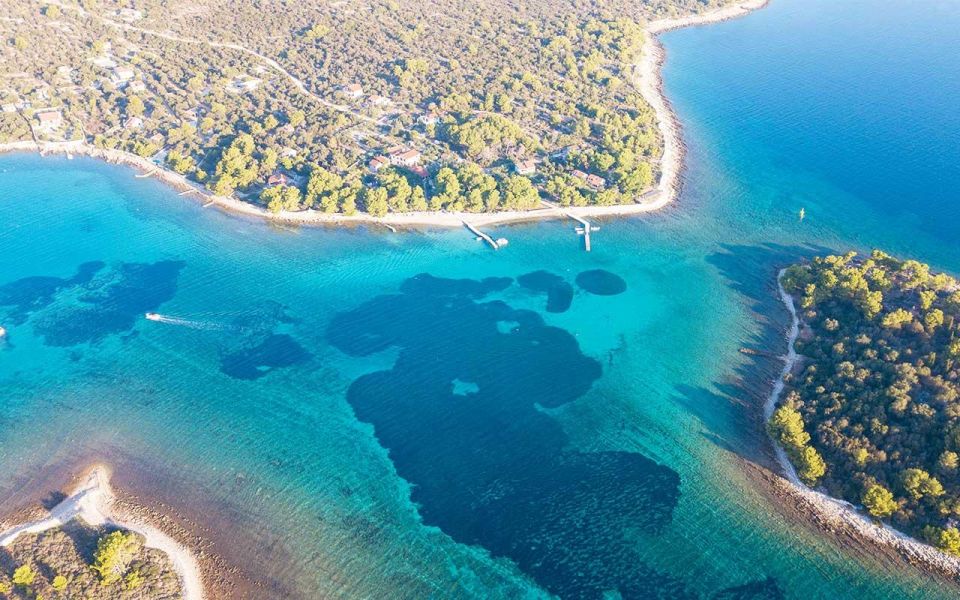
[0, 2, 768, 230]
[768, 270, 960, 577]
[0, 464, 204, 600]
[634, 0, 771, 209]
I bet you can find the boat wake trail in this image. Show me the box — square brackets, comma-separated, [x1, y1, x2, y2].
[144, 312, 229, 331]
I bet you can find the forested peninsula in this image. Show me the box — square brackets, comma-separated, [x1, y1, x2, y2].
[0, 0, 740, 218]
[773, 251, 960, 555]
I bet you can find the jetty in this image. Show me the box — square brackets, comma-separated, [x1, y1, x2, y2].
[135, 169, 156, 179]
[463, 221, 500, 250]
[540, 200, 597, 251]
[568, 214, 593, 252]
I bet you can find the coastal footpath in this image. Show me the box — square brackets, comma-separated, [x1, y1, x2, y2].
[0, 465, 204, 600]
[0, 0, 769, 230]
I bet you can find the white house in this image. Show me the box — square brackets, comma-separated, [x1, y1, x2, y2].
[513, 159, 536, 176]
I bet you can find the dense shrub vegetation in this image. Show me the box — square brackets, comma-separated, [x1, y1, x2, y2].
[0, 0, 735, 215]
[776, 251, 960, 553]
[0, 525, 179, 599]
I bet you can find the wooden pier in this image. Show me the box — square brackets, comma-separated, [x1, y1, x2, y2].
[463, 221, 500, 250]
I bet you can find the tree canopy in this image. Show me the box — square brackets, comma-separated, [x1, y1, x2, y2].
[777, 251, 960, 554]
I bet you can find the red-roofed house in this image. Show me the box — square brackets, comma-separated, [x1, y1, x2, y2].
[571, 169, 605, 190]
[35, 109, 62, 131]
[343, 83, 363, 98]
[585, 174, 606, 190]
[368, 156, 389, 173]
[267, 172, 289, 187]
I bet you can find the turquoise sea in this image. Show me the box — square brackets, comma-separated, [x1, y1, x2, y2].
[2, 0, 959, 597]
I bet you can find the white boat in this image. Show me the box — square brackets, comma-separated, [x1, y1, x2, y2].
[0, 326, 6, 338]
[144, 312, 161, 321]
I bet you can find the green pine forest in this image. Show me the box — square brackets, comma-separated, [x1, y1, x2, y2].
[774, 251, 960, 555]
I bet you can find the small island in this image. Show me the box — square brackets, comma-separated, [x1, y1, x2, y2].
[773, 251, 960, 556]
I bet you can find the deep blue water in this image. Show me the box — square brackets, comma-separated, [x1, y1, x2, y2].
[2, 0, 960, 598]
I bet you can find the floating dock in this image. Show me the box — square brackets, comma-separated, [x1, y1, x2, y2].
[463, 221, 500, 250]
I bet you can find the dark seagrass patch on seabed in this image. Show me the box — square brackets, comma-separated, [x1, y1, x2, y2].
[517, 270, 574, 313]
[576, 269, 628, 296]
[328, 273, 686, 598]
[0, 260, 184, 346]
[220, 333, 311, 380]
[712, 576, 785, 600]
[0, 261, 104, 325]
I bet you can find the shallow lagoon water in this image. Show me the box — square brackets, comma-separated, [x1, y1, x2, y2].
[2, 0, 960, 597]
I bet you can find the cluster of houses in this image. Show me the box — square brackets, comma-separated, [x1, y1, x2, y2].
[1, 78, 58, 115]
[572, 169, 605, 191]
[90, 42, 146, 92]
[549, 146, 607, 190]
[340, 84, 397, 112]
